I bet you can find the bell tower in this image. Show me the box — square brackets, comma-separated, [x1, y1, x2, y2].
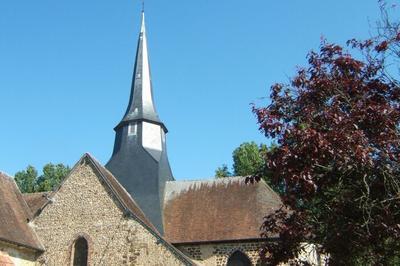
[106, 12, 174, 234]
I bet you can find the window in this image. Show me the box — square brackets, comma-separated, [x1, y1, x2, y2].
[72, 237, 88, 266]
[128, 123, 137, 136]
[227, 250, 252, 266]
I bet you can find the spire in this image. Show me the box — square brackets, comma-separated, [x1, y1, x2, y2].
[116, 11, 165, 131]
[106, 11, 174, 234]
[140, 10, 145, 33]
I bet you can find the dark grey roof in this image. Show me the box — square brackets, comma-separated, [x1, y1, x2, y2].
[106, 12, 174, 235]
[115, 12, 165, 131]
[106, 126, 174, 234]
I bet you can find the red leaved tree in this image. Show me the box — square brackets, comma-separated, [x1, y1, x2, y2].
[252, 3, 400, 265]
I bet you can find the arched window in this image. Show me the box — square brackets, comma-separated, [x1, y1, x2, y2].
[227, 250, 252, 266]
[72, 237, 88, 266]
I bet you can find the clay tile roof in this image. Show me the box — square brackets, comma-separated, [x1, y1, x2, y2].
[163, 177, 282, 243]
[0, 172, 44, 251]
[23, 192, 49, 217]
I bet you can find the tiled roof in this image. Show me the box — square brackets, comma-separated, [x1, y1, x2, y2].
[0, 172, 43, 251]
[163, 177, 282, 243]
[23, 192, 49, 217]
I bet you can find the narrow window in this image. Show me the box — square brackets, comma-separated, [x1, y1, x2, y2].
[227, 250, 252, 266]
[128, 123, 137, 136]
[72, 237, 88, 266]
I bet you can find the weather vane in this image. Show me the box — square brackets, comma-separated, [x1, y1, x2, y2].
[141, 0, 145, 12]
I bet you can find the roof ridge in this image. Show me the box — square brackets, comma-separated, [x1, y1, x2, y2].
[23, 192, 48, 195]
[168, 176, 245, 183]
[0, 171, 13, 180]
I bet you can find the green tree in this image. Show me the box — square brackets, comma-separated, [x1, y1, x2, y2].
[215, 142, 284, 193]
[215, 142, 266, 178]
[36, 163, 71, 192]
[215, 164, 231, 178]
[14, 163, 70, 193]
[232, 142, 266, 176]
[14, 165, 38, 193]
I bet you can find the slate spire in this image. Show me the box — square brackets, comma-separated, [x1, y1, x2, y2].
[116, 12, 164, 130]
[106, 11, 174, 234]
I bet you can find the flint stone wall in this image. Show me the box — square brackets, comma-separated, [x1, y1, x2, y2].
[176, 241, 264, 266]
[32, 161, 186, 266]
[177, 242, 324, 266]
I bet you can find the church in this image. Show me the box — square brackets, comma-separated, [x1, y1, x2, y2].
[0, 12, 287, 266]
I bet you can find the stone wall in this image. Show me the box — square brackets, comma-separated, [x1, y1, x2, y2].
[175, 241, 326, 266]
[32, 161, 187, 266]
[176, 241, 264, 266]
[0, 241, 37, 266]
[176, 241, 325, 266]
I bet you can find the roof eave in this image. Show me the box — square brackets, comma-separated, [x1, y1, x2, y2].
[114, 118, 168, 133]
[0, 237, 44, 253]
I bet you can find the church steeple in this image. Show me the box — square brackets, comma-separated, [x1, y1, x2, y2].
[116, 12, 165, 131]
[106, 11, 174, 234]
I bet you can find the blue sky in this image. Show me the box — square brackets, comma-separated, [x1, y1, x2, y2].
[0, 0, 388, 179]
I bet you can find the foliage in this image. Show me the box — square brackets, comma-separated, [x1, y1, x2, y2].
[252, 3, 400, 265]
[215, 164, 231, 178]
[215, 142, 268, 178]
[36, 163, 71, 192]
[215, 142, 285, 194]
[14, 166, 38, 193]
[15, 163, 71, 193]
[233, 142, 267, 177]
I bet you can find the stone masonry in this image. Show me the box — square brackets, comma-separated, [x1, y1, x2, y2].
[32, 160, 188, 266]
[177, 242, 324, 266]
[176, 241, 264, 266]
